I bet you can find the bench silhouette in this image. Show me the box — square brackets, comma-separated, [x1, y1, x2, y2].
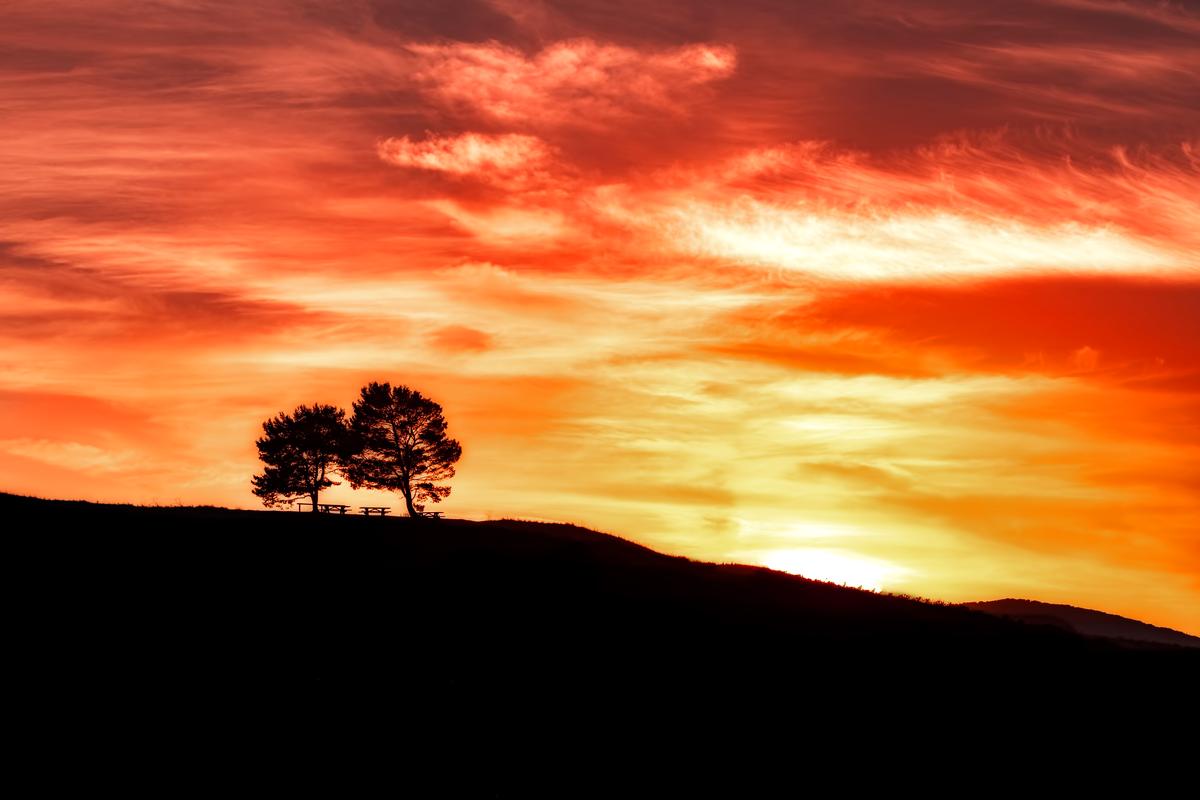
[294, 502, 350, 514]
[360, 506, 391, 516]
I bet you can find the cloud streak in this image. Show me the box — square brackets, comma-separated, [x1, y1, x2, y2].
[378, 132, 556, 187]
[409, 38, 736, 124]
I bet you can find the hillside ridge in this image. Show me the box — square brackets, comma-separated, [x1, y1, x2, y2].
[8, 490, 1197, 714]
[967, 598, 1199, 648]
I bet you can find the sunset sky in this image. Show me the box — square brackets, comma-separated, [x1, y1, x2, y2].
[2, 0, 1197, 633]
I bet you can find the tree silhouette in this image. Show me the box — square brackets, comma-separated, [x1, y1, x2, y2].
[343, 382, 462, 517]
[251, 403, 350, 511]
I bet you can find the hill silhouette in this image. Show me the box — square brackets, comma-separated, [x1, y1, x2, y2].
[967, 598, 1198, 648]
[10, 491, 1195, 751]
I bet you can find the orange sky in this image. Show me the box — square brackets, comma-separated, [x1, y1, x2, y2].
[2, 0, 1197, 633]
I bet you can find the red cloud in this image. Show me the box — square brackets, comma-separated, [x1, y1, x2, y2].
[378, 132, 555, 188]
[589, 132, 1200, 281]
[429, 324, 493, 353]
[408, 38, 736, 124]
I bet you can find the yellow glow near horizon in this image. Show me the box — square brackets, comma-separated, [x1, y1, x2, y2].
[761, 548, 912, 592]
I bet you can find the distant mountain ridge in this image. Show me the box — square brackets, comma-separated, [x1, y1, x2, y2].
[967, 598, 1199, 648]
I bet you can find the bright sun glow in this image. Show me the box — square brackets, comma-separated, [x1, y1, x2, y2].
[761, 548, 910, 592]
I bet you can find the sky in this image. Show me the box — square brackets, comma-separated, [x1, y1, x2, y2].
[1, 0, 1197, 633]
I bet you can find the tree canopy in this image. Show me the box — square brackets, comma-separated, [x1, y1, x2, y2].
[250, 403, 350, 511]
[342, 382, 462, 517]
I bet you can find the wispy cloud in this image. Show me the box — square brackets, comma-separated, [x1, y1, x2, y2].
[378, 132, 556, 188]
[409, 38, 736, 124]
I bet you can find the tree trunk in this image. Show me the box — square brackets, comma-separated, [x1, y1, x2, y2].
[310, 489, 320, 512]
[402, 485, 419, 517]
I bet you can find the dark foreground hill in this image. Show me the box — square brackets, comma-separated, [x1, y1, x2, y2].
[968, 599, 1200, 648]
[8, 492, 1196, 767]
